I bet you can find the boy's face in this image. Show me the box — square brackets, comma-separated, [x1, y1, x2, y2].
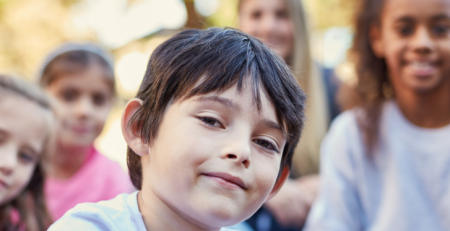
[142, 81, 287, 228]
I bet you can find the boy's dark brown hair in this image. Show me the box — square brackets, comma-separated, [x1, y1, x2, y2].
[340, 0, 387, 153]
[0, 75, 53, 231]
[127, 28, 307, 190]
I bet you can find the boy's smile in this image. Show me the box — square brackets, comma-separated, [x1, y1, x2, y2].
[136, 80, 287, 229]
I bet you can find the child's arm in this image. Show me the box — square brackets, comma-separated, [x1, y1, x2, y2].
[303, 112, 365, 231]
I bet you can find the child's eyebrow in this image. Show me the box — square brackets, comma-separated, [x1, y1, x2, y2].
[196, 96, 241, 112]
[195, 95, 286, 138]
[431, 14, 450, 21]
[261, 119, 286, 139]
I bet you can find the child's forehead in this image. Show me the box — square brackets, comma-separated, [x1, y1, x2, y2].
[382, 0, 450, 19]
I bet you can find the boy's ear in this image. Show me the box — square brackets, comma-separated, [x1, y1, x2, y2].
[266, 166, 290, 201]
[121, 98, 149, 156]
[370, 24, 385, 58]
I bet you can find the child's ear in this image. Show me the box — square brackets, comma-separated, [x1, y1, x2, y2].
[266, 166, 290, 201]
[121, 98, 149, 156]
[370, 24, 385, 58]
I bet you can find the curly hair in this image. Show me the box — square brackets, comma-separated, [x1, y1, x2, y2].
[343, 0, 390, 153]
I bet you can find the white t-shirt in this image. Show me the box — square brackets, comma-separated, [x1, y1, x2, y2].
[48, 191, 237, 231]
[305, 100, 450, 231]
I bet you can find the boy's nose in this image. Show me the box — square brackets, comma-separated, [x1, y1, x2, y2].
[222, 140, 252, 168]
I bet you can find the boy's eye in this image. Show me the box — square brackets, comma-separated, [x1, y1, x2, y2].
[254, 139, 279, 153]
[198, 117, 223, 128]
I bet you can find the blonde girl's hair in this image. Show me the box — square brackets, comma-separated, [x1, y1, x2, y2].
[0, 75, 53, 231]
[238, 0, 330, 176]
[285, 0, 330, 176]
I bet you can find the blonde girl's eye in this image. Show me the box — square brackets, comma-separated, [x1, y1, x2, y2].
[251, 10, 262, 20]
[198, 117, 223, 128]
[255, 139, 279, 153]
[19, 152, 35, 164]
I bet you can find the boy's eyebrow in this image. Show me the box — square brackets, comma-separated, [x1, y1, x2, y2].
[195, 95, 286, 138]
[261, 119, 286, 139]
[196, 96, 241, 111]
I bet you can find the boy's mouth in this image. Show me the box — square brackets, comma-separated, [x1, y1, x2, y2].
[202, 172, 247, 190]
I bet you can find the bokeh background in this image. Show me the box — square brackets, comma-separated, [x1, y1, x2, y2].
[0, 0, 356, 170]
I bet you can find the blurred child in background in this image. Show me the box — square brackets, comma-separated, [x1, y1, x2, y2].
[38, 43, 134, 220]
[0, 75, 53, 231]
[239, 0, 341, 229]
[305, 0, 450, 230]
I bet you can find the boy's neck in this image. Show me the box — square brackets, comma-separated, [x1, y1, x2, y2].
[46, 144, 91, 179]
[395, 82, 450, 128]
[137, 187, 222, 231]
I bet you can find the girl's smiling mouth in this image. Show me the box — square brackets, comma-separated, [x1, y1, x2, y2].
[404, 60, 439, 77]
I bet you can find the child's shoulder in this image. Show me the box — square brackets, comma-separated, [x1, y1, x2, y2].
[48, 191, 145, 231]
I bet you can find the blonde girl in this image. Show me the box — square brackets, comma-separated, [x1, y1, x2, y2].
[0, 75, 53, 231]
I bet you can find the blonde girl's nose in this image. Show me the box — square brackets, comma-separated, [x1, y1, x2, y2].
[0, 147, 18, 175]
[259, 14, 277, 37]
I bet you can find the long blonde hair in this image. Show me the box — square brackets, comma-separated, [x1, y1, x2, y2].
[238, 0, 330, 176]
[0, 75, 53, 231]
[281, 0, 331, 176]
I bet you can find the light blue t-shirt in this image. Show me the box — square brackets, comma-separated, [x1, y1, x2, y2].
[48, 191, 238, 231]
[305, 100, 450, 231]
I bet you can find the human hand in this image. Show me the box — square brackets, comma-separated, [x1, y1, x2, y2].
[263, 175, 320, 228]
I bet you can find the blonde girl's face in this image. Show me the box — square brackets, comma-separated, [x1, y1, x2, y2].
[239, 0, 294, 61]
[0, 95, 50, 206]
[46, 64, 113, 148]
[371, 0, 450, 94]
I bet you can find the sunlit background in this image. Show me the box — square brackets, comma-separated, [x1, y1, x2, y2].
[0, 0, 356, 170]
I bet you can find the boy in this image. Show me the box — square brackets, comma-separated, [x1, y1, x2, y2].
[49, 28, 306, 231]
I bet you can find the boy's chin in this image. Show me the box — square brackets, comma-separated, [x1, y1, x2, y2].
[189, 200, 258, 228]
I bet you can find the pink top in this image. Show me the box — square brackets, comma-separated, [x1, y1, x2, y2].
[45, 146, 134, 220]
